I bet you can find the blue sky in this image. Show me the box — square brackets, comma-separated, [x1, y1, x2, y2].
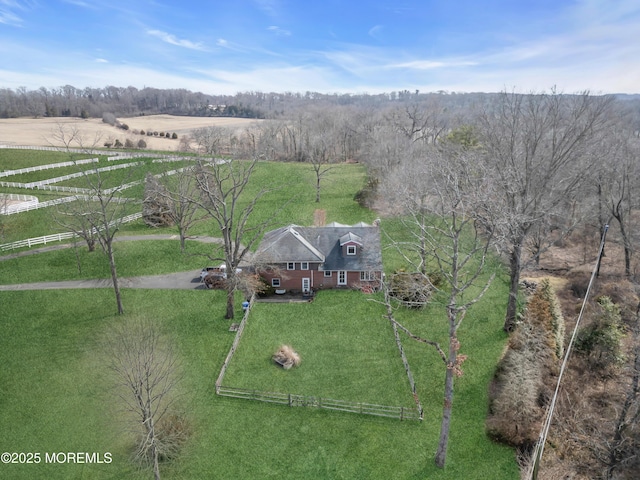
[1, 0, 639, 95]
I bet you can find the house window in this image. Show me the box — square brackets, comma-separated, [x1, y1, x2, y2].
[360, 271, 376, 281]
[287, 262, 295, 270]
[346, 245, 357, 255]
[272, 278, 281, 287]
[324, 270, 332, 277]
[301, 262, 309, 270]
[338, 271, 347, 285]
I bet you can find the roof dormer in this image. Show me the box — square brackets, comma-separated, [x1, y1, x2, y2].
[340, 231, 362, 256]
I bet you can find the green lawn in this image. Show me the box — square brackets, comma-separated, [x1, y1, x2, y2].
[0, 240, 221, 283]
[0, 287, 518, 479]
[0, 149, 99, 170]
[224, 290, 417, 408]
[1, 156, 370, 247]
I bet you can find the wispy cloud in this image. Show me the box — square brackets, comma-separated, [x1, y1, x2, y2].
[368, 25, 383, 39]
[0, 0, 32, 26]
[267, 25, 291, 36]
[390, 59, 478, 70]
[61, 0, 95, 8]
[147, 29, 207, 51]
[253, 0, 281, 18]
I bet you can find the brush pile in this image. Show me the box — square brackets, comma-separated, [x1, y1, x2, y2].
[272, 345, 301, 370]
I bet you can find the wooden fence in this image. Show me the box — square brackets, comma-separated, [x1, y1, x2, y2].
[390, 320, 424, 418]
[215, 294, 254, 389]
[214, 295, 422, 421]
[0, 212, 142, 251]
[19, 161, 142, 188]
[0, 158, 99, 178]
[216, 386, 422, 421]
[0, 195, 80, 215]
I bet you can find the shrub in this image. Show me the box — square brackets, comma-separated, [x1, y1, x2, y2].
[354, 177, 379, 208]
[574, 296, 625, 373]
[154, 413, 190, 462]
[486, 279, 564, 447]
[140, 129, 145, 135]
[172, 132, 178, 139]
[137, 139, 147, 149]
[160, 132, 165, 137]
[102, 112, 117, 126]
[388, 271, 433, 308]
[569, 272, 591, 298]
[125, 138, 135, 148]
[597, 280, 639, 323]
[114, 139, 123, 148]
[142, 173, 175, 228]
[103, 141, 113, 148]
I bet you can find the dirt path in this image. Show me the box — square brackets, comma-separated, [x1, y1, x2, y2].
[0, 234, 233, 291]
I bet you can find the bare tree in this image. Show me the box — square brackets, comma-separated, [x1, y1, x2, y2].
[477, 89, 615, 331]
[189, 131, 292, 318]
[388, 100, 450, 144]
[606, 312, 640, 478]
[144, 168, 208, 252]
[104, 317, 184, 480]
[593, 129, 640, 277]
[191, 126, 227, 156]
[307, 128, 337, 203]
[50, 124, 135, 314]
[383, 144, 497, 468]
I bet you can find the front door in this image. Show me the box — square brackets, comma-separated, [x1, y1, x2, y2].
[338, 271, 347, 286]
[302, 277, 310, 294]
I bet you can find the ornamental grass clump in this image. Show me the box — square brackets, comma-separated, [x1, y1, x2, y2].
[273, 345, 301, 370]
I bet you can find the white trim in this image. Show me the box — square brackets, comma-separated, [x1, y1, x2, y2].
[360, 271, 376, 281]
[272, 278, 281, 287]
[346, 245, 357, 255]
[287, 262, 295, 270]
[338, 271, 347, 285]
[324, 270, 332, 277]
[301, 261, 309, 270]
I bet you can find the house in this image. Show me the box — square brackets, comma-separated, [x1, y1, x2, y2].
[255, 222, 383, 294]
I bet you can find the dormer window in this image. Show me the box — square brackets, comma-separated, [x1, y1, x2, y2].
[346, 245, 357, 255]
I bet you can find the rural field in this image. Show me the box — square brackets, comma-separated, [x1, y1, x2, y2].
[0, 115, 261, 151]
[0, 145, 519, 479]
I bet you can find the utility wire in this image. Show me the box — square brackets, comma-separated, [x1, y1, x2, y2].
[529, 224, 609, 480]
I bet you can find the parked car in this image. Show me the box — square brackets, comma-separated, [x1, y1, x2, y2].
[200, 264, 242, 287]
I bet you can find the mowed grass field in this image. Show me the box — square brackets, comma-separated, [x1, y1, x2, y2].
[0, 286, 518, 479]
[0, 148, 373, 246]
[0, 147, 519, 478]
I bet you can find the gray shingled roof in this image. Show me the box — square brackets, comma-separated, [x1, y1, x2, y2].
[256, 224, 383, 271]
